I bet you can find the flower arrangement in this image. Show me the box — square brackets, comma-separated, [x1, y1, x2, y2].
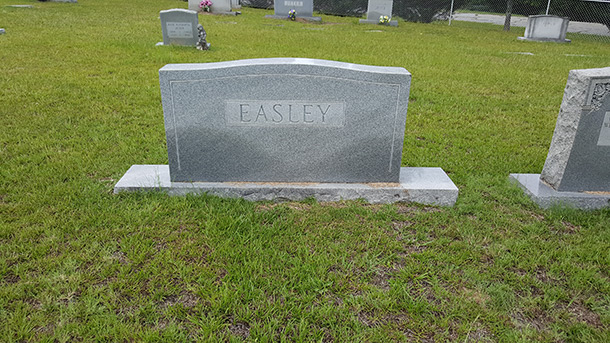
[288, 9, 296, 21]
[199, 0, 213, 12]
[379, 15, 390, 25]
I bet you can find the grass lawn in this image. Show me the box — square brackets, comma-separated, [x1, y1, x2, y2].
[1, 0, 609, 341]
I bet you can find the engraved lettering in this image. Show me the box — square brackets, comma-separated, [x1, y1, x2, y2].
[240, 104, 250, 122]
[226, 101, 344, 127]
[255, 105, 268, 122]
[317, 104, 331, 123]
[272, 104, 283, 122]
[303, 105, 314, 123]
[289, 104, 298, 123]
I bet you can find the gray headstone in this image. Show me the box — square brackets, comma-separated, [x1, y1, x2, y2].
[265, 0, 321, 21]
[159, 58, 411, 183]
[188, 0, 236, 14]
[518, 15, 570, 43]
[159, 9, 199, 46]
[540, 67, 610, 192]
[510, 67, 610, 209]
[359, 0, 398, 27]
[0, 29, 5, 35]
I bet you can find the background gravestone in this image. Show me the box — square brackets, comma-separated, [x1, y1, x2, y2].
[510, 67, 610, 209]
[265, 0, 321, 21]
[115, 58, 458, 206]
[359, 0, 397, 27]
[159, 9, 199, 46]
[518, 15, 570, 43]
[188, 0, 236, 14]
[0, 28, 5, 34]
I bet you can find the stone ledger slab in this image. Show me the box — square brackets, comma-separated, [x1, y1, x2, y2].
[159, 58, 411, 183]
[511, 67, 610, 209]
[114, 165, 459, 206]
[359, 0, 398, 27]
[159, 9, 199, 46]
[518, 15, 570, 43]
[265, 0, 321, 21]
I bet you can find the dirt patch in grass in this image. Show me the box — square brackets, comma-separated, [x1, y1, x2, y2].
[358, 310, 410, 328]
[160, 291, 199, 309]
[256, 202, 312, 211]
[396, 204, 443, 215]
[228, 317, 250, 339]
[511, 309, 554, 331]
[369, 267, 393, 291]
[461, 287, 490, 307]
[562, 301, 603, 328]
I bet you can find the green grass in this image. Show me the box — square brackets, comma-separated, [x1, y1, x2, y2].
[1, 0, 609, 341]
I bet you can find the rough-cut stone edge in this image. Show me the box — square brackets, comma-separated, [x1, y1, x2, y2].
[510, 173, 610, 210]
[540, 67, 610, 189]
[541, 69, 590, 188]
[359, 19, 398, 27]
[114, 165, 459, 206]
[264, 15, 321, 22]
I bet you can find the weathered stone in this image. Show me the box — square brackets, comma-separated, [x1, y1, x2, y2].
[359, 0, 398, 27]
[116, 58, 459, 205]
[518, 15, 570, 43]
[159, 58, 410, 183]
[114, 165, 459, 206]
[511, 67, 610, 209]
[159, 9, 199, 46]
[540, 67, 610, 192]
[265, 0, 321, 21]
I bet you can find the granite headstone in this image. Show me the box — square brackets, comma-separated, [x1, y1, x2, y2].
[115, 58, 458, 205]
[265, 0, 321, 21]
[518, 15, 570, 43]
[189, 0, 236, 14]
[359, 0, 397, 27]
[510, 67, 610, 209]
[159, 9, 199, 46]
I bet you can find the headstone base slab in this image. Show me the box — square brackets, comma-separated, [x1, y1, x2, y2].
[265, 14, 321, 22]
[115, 165, 458, 206]
[359, 19, 398, 27]
[517, 37, 570, 43]
[509, 173, 610, 210]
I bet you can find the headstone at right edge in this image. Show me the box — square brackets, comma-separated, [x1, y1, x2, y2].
[510, 67, 610, 209]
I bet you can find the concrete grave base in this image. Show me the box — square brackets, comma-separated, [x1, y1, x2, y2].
[517, 36, 570, 43]
[115, 165, 459, 206]
[359, 19, 398, 27]
[509, 174, 610, 210]
[265, 15, 321, 22]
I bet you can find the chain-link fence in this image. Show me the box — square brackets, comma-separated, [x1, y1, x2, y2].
[241, 0, 610, 41]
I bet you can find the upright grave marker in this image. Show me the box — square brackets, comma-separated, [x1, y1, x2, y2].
[510, 67, 610, 209]
[518, 15, 570, 43]
[359, 0, 397, 27]
[115, 58, 458, 205]
[158, 9, 199, 47]
[188, 0, 238, 15]
[265, 0, 321, 21]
